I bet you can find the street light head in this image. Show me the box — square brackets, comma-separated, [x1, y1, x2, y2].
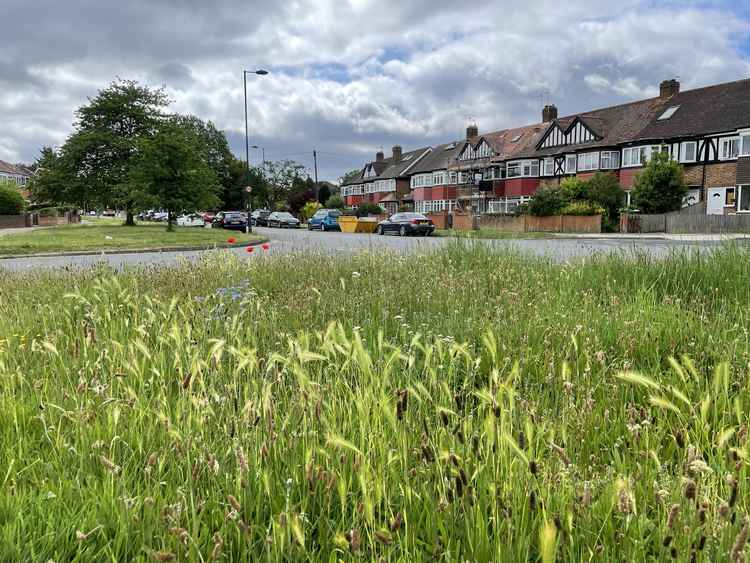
[255, 69, 269, 75]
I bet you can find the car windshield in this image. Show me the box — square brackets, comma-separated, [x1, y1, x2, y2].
[277, 213, 295, 219]
[313, 210, 327, 217]
[402, 213, 428, 220]
[225, 213, 243, 219]
[328, 211, 342, 217]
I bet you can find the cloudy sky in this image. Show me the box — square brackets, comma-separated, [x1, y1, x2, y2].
[2, 1, 750, 181]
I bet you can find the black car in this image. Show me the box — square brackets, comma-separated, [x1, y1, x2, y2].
[212, 211, 248, 231]
[250, 209, 272, 226]
[377, 212, 435, 236]
[267, 212, 301, 228]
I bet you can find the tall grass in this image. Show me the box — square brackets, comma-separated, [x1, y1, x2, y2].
[0, 243, 749, 561]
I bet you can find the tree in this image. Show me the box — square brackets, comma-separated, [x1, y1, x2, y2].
[317, 182, 331, 204]
[325, 194, 345, 209]
[355, 202, 384, 217]
[30, 79, 170, 224]
[527, 187, 566, 216]
[0, 184, 25, 215]
[129, 119, 221, 231]
[338, 169, 362, 185]
[262, 160, 307, 209]
[300, 201, 321, 221]
[632, 152, 687, 213]
[584, 172, 626, 230]
[225, 158, 269, 211]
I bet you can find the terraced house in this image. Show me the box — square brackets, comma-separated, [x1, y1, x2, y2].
[0, 160, 32, 188]
[340, 77, 750, 216]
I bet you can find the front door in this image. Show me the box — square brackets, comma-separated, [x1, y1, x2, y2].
[706, 188, 726, 215]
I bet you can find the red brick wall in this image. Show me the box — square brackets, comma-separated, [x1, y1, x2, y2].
[505, 178, 540, 197]
[705, 163, 737, 187]
[619, 168, 641, 188]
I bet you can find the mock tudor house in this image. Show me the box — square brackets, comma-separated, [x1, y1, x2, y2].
[339, 77, 750, 217]
[0, 160, 32, 188]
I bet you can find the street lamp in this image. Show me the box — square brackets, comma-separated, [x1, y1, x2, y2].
[251, 145, 265, 165]
[243, 69, 269, 233]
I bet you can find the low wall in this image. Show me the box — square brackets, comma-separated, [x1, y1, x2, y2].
[0, 215, 30, 229]
[452, 213, 601, 233]
[452, 212, 478, 231]
[427, 211, 449, 230]
[479, 214, 526, 232]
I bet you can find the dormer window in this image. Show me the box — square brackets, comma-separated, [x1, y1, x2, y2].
[658, 106, 681, 120]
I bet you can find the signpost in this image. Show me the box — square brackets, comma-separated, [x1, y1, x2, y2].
[245, 186, 253, 233]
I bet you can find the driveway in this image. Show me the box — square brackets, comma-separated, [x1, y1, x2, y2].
[0, 227, 731, 272]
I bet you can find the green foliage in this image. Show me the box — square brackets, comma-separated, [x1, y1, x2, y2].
[632, 152, 688, 213]
[300, 201, 322, 221]
[527, 187, 566, 216]
[559, 177, 588, 201]
[355, 202, 384, 217]
[0, 184, 25, 215]
[317, 183, 331, 204]
[584, 172, 626, 230]
[129, 119, 221, 230]
[263, 160, 307, 209]
[324, 195, 345, 209]
[559, 200, 606, 216]
[338, 168, 362, 185]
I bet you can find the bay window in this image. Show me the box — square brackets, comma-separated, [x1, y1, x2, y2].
[577, 152, 599, 172]
[600, 151, 620, 169]
[506, 160, 539, 178]
[433, 171, 446, 186]
[622, 146, 666, 167]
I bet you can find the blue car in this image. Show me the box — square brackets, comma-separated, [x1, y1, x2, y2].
[308, 209, 342, 231]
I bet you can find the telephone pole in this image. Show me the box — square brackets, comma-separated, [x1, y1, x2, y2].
[313, 150, 319, 202]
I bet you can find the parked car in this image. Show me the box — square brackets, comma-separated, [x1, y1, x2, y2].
[212, 211, 248, 231]
[267, 212, 301, 228]
[250, 209, 272, 226]
[308, 209, 342, 231]
[376, 212, 435, 236]
[176, 213, 206, 227]
[202, 211, 217, 224]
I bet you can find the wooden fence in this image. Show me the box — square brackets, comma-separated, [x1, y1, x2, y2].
[428, 212, 601, 233]
[620, 201, 750, 233]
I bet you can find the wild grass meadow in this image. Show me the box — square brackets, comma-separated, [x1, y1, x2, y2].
[1, 243, 749, 561]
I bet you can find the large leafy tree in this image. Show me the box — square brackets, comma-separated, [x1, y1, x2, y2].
[632, 152, 688, 213]
[225, 158, 269, 211]
[129, 119, 221, 231]
[31, 79, 169, 224]
[262, 160, 307, 209]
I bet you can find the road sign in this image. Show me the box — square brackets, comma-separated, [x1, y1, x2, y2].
[244, 186, 253, 193]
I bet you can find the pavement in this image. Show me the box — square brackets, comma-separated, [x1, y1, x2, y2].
[0, 227, 738, 272]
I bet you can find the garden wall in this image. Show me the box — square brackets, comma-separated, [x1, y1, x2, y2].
[0, 211, 80, 230]
[0, 215, 31, 229]
[618, 201, 750, 234]
[448, 213, 601, 233]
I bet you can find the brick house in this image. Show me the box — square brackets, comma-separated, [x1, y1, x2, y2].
[339, 76, 750, 216]
[0, 160, 32, 199]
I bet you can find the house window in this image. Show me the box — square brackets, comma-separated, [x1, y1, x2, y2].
[565, 154, 577, 174]
[680, 141, 697, 163]
[623, 146, 662, 167]
[739, 186, 750, 212]
[657, 106, 681, 120]
[433, 172, 446, 186]
[742, 134, 750, 156]
[449, 171, 458, 184]
[726, 188, 736, 207]
[542, 158, 554, 176]
[507, 162, 521, 178]
[577, 152, 599, 172]
[600, 151, 620, 169]
[720, 137, 740, 160]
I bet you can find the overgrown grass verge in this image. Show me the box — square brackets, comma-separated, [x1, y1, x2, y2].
[0, 223, 261, 256]
[0, 243, 749, 561]
[435, 228, 552, 239]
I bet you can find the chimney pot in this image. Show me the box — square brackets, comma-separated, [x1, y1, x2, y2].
[392, 145, 403, 162]
[542, 104, 558, 123]
[466, 123, 479, 140]
[660, 79, 680, 99]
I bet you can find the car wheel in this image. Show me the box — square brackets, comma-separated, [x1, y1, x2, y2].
[399, 226, 407, 237]
[321, 223, 327, 232]
[377, 225, 384, 235]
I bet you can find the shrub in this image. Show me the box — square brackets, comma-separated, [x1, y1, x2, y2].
[527, 187, 565, 216]
[0, 184, 26, 215]
[632, 152, 687, 213]
[300, 201, 321, 221]
[559, 177, 588, 201]
[355, 202, 384, 217]
[584, 172, 626, 231]
[559, 200, 606, 216]
[324, 195, 345, 209]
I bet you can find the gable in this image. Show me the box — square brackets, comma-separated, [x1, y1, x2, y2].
[458, 138, 494, 161]
[538, 117, 599, 149]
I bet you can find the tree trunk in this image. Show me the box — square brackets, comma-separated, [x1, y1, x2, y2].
[124, 209, 135, 226]
[166, 209, 174, 232]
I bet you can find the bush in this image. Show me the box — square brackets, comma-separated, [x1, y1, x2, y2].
[300, 201, 321, 221]
[324, 195, 345, 209]
[559, 200, 606, 216]
[355, 202, 384, 217]
[584, 172, 626, 231]
[632, 152, 687, 213]
[0, 184, 26, 215]
[559, 177, 588, 201]
[527, 187, 565, 216]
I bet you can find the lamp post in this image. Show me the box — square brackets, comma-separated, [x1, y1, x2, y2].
[243, 69, 268, 233]
[251, 145, 265, 164]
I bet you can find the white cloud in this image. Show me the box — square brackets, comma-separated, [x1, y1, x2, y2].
[0, 0, 748, 180]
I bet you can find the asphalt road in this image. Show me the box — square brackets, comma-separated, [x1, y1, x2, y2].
[0, 227, 731, 272]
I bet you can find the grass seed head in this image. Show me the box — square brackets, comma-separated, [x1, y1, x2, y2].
[667, 504, 680, 529]
[227, 495, 241, 512]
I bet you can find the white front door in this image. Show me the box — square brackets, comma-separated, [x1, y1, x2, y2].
[706, 188, 726, 215]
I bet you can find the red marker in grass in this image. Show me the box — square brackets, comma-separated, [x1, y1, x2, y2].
[227, 237, 237, 244]
[261, 243, 270, 251]
[246, 246, 255, 253]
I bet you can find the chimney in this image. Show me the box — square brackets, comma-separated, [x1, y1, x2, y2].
[660, 79, 680, 99]
[542, 104, 558, 123]
[392, 145, 402, 162]
[466, 123, 479, 139]
[376, 150, 384, 163]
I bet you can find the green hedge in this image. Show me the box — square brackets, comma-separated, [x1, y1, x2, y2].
[0, 184, 26, 215]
